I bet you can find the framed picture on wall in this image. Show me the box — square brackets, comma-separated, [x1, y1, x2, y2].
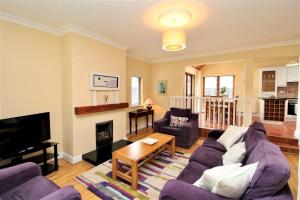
[157, 80, 167, 96]
[90, 73, 120, 90]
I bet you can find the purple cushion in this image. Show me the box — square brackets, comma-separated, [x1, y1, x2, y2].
[243, 140, 290, 199]
[170, 107, 192, 118]
[177, 161, 208, 184]
[249, 121, 267, 134]
[0, 176, 59, 200]
[189, 146, 224, 168]
[243, 126, 267, 157]
[202, 137, 227, 152]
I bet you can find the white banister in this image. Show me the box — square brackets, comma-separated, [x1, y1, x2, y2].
[170, 96, 248, 129]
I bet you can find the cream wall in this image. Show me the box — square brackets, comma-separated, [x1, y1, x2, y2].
[62, 33, 127, 157]
[0, 20, 128, 158]
[150, 45, 300, 120]
[0, 20, 64, 152]
[126, 57, 151, 132]
[200, 61, 246, 97]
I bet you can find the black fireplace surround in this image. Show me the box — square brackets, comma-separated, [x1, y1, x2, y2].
[82, 120, 131, 165]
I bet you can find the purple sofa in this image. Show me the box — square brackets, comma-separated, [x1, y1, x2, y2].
[154, 107, 199, 149]
[0, 162, 81, 200]
[159, 121, 293, 200]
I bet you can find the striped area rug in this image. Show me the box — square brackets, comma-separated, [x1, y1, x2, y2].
[75, 151, 190, 200]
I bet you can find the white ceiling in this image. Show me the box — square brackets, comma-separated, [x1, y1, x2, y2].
[1, 1, 299, 62]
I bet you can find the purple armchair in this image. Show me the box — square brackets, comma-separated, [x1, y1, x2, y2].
[0, 162, 81, 200]
[154, 107, 199, 149]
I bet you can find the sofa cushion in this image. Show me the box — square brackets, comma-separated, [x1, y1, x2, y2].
[243, 140, 290, 199]
[222, 142, 247, 165]
[202, 137, 227, 152]
[170, 115, 189, 127]
[249, 121, 267, 134]
[170, 107, 192, 118]
[189, 146, 224, 168]
[177, 161, 208, 184]
[217, 126, 248, 150]
[193, 163, 242, 191]
[212, 162, 259, 199]
[159, 126, 182, 136]
[243, 127, 267, 160]
[0, 175, 59, 200]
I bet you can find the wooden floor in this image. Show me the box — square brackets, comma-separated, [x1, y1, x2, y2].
[48, 127, 298, 200]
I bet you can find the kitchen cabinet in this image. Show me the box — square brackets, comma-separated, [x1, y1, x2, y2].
[287, 66, 299, 82]
[277, 68, 287, 87]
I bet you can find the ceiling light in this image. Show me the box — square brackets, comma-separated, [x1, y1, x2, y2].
[162, 29, 186, 51]
[159, 8, 191, 28]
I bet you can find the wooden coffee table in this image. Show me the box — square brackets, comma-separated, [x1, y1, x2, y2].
[112, 133, 175, 190]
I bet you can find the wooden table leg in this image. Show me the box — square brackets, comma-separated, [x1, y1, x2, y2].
[135, 116, 138, 134]
[170, 138, 175, 157]
[131, 161, 138, 191]
[129, 116, 132, 134]
[146, 114, 149, 127]
[112, 153, 118, 180]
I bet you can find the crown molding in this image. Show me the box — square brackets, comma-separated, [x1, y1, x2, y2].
[0, 12, 129, 50]
[59, 24, 128, 50]
[151, 39, 300, 63]
[126, 52, 151, 63]
[0, 11, 60, 35]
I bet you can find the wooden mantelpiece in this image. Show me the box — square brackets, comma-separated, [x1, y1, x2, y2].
[75, 103, 129, 115]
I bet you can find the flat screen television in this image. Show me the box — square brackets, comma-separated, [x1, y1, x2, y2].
[0, 112, 50, 158]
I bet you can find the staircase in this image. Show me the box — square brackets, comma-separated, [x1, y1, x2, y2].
[267, 135, 299, 154]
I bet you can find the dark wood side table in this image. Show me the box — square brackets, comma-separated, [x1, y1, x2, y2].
[129, 109, 154, 134]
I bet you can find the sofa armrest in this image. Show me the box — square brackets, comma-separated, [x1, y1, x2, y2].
[154, 111, 171, 131]
[0, 162, 42, 194]
[208, 130, 225, 139]
[159, 180, 229, 200]
[41, 186, 81, 200]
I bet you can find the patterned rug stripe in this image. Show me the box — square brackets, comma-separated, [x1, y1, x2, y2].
[76, 151, 190, 199]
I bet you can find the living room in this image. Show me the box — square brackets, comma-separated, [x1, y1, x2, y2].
[0, 1, 299, 200]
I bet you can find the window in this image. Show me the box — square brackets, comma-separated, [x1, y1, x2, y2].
[185, 73, 195, 97]
[131, 76, 141, 106]
[203, 75, 234, 97]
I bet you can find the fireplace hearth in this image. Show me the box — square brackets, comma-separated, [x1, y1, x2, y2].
[82, 120, 131, 166]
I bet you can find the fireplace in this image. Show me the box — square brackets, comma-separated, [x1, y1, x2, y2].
[82, 120, 132, 166]
[96, 120, 113, 148]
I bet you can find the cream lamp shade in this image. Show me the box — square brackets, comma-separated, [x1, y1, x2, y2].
[162, 29, 186, 51]
[144, 98, 154, 105]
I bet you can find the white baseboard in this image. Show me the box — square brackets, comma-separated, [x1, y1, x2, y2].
[62, 152, 82, 164]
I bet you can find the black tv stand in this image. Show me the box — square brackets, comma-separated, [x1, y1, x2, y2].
[0, 142, 59, 175]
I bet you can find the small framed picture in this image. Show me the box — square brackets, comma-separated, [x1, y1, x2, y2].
[157, 80, 167, 96]
[90, 73, 120, 91]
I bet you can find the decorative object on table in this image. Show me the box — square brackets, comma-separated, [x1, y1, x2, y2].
[157, 80, 167, 95]
[90, 73, 120, 90]
[104, 94, 108, 104]
[76, 151, 190, 200]
[140, 137, 159, 145]
[144, 97, 154, 110]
